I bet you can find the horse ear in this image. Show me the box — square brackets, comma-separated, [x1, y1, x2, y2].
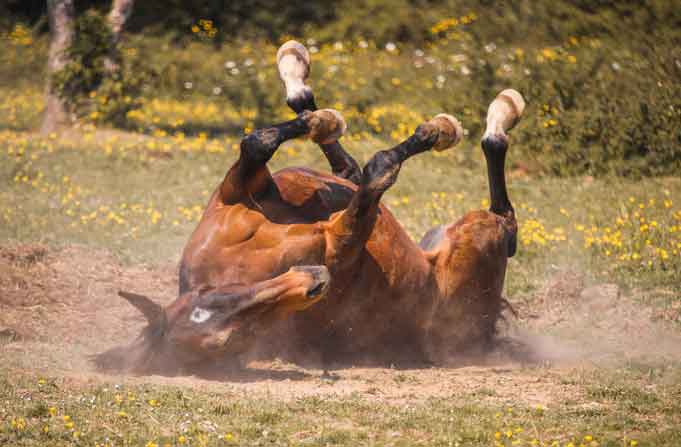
[118, 291, 166, 327]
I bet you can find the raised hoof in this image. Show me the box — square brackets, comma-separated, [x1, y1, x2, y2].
[277, 40, 311, 79]
[428, 114, 464, 151]
[484, 89, 525, 139]
[302, 109, 347, 144]
[278, 41, 315, 113]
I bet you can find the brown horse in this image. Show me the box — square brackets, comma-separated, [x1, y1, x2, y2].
[96, 41, 525, 374]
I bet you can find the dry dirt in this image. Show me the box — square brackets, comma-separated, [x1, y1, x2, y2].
[1, 243, 680, 407]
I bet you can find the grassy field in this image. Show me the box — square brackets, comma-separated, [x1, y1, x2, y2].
[2, 8, 681, 446]
[3, 364, 681, 447]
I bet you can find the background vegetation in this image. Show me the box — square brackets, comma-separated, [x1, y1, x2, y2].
[2, 0, 680, 175]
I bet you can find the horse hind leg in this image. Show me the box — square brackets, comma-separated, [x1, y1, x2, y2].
[481, 89, 525, 257]
[419, 90, 526, 363]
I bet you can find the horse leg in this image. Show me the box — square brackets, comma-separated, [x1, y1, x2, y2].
[480, 89, 525, 257]
[219, 109, 346, 204]
[419, 89, 525, 363]
[277, 40, 361, 184]
[325, 114, 463, 275]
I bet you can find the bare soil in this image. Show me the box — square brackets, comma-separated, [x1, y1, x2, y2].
[1, 243, 680, 407]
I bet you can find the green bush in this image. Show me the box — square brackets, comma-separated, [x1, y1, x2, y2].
[52, 10, 155, 127]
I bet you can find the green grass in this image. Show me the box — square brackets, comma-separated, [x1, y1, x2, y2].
[2, 365, 680, 446]
[1, 126, 680, 294]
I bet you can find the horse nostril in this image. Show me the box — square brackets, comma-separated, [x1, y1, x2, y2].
[306, 281, 326, 298]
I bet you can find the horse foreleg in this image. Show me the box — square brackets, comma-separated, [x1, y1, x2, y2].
[219, 109, 346, 204]
[277, 40, 361, 184]
[324, 114, 463, 274]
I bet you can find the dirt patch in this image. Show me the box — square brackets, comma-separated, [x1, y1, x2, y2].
[1, 244, 679, 406]
[508, 269, 681, 364]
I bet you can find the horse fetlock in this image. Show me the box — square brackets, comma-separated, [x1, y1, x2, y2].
[412, 122, 440, 148]
[286, 86, 316, 113]
[481, 133, 509, 157]
[301, 109, 347, 144]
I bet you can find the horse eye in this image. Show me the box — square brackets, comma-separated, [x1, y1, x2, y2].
[190, 307, 213, 323]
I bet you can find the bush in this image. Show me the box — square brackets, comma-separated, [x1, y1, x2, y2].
[52, 10, 155, 127]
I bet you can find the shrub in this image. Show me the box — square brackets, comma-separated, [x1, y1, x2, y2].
[52, 10, 155, 127]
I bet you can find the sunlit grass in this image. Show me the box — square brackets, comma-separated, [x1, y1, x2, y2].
[3, 366, 679, 446]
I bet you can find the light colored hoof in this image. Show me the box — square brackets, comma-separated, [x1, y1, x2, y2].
[497, 89, 526, 122]
[277, 40, 311, 81]
[303, 109, 347, 144]
[428, 113, 464, 151]
[485, 89, 525, 138]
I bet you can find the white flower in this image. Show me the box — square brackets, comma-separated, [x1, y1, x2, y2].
[224, 61, 236, 69]
[184, 81, 193, 89]
[306, 38, 317, 45]
[436, 74, 446, 83]
[385, 42, 396, 52]
[212, 87, 222, 95]
[230, 68, 239, 75]
[484, 43, 497, 53]
[243, 58, 254, 67]
[334, 41, 344, 50]
[414, 49, 424, 57]
[310, 45, 319, 54]
[460, 66, 471, 75]
[611, 62, 621, 71]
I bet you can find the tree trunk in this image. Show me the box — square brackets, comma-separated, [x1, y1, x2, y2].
[104, 0, 135, 73]
[41, 0, 75, 134]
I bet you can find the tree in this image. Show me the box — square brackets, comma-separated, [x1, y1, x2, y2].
[41, 0, 135, 133]
[41, 0, 75, 134]
[104, 0, 135, 73]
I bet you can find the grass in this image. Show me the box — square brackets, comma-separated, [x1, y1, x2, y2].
[1, 115, 680, 294]
[2, 364, 681, 446]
